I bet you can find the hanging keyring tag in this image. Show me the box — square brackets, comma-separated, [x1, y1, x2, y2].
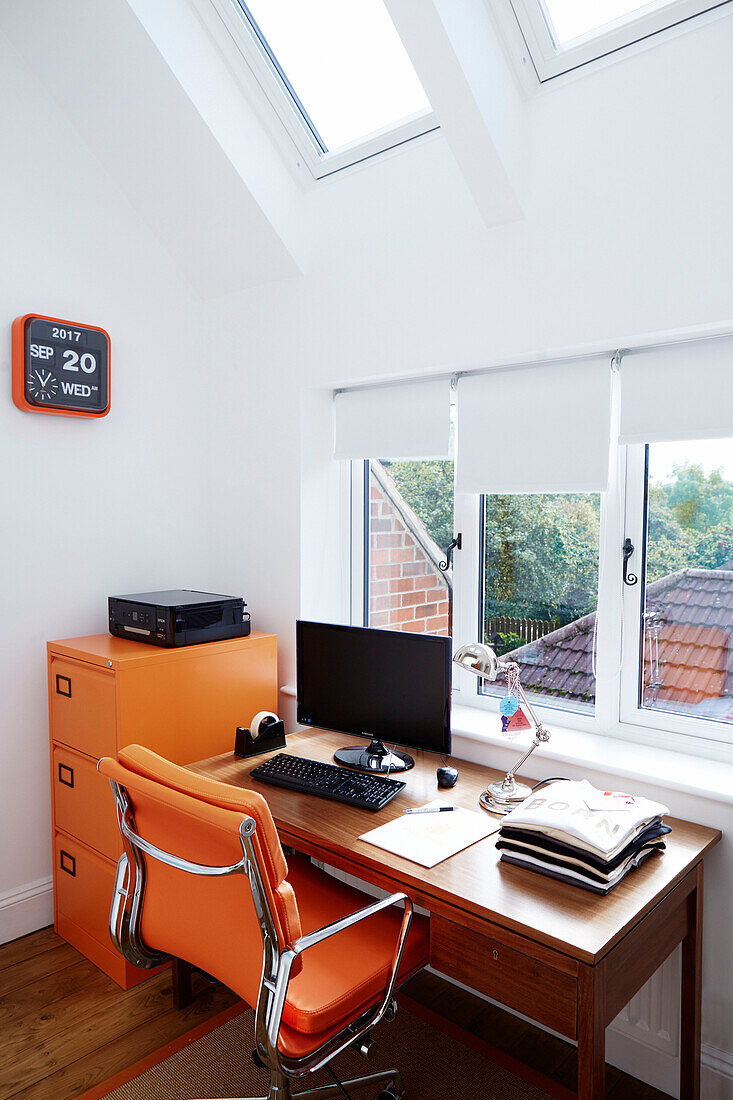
[500, 664, 525, 737]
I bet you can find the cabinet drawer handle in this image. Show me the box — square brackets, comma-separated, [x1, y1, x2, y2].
[58, 763, 74, 788]
[60, 851, 76, 877]
[56, 675, 72, 698]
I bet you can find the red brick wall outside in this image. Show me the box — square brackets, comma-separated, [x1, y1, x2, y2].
[369, 477, 451, 636]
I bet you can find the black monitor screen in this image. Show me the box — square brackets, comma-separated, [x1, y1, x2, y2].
[296, 621, 451, 755]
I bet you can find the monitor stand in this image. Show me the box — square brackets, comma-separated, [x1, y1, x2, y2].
[334, 739, 415, 774]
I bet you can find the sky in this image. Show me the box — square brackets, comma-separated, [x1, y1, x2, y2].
[649, 439, 733, 485]
[542, 0, 669, 44]
[243, 0, 429, 151]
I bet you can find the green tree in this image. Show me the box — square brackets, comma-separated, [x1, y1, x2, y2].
[484, 493, 600, 626]
[646, 463, 733, 581]
[382, 459, 455, 552]
[647, 484, 684, 541]
[379, 458, 733, 635]
[663, 463, 733, 531]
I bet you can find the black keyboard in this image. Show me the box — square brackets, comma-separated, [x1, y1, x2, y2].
[250, 753, 406, 811]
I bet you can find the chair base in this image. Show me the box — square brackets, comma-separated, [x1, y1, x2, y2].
[210, 1066, 404, 1100]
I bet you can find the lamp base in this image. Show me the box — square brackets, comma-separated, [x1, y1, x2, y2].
[478, 777, 533, 816]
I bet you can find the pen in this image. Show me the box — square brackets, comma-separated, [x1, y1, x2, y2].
[402, 806, 456, 814]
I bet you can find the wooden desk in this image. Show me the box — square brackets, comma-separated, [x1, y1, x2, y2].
[189, 729, 721, 1099]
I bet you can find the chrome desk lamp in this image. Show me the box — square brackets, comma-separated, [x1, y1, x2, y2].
[453, 642, 551, 815]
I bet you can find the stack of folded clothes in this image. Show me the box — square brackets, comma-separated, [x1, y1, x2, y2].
[496, 779, 671, 895]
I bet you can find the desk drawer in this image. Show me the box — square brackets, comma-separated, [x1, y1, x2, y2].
[50, 657, 117, 758]
[431, 915, 577, 1039]
[52, 744, 121, 861]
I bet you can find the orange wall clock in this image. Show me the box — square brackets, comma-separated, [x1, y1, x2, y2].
[12, 313, 111, 417]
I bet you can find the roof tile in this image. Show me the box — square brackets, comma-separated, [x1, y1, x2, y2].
[506, 568, 732, 712]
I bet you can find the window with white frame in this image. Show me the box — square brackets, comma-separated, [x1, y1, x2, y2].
[510, 0, 732, 81]
[363, 458, 454, 638]
[338, 341, 733, 757]
[621, 438, 733, 741]
[343, 390, 456, 638]
[478, 491, 601, 715]
[215, 0, 438, 178]
[350, 457, 607, 724]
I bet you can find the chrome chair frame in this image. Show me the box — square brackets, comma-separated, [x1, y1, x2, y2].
[107, 778, 412, 1100]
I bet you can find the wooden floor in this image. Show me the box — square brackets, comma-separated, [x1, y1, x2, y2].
[0, 928, 671, 1099]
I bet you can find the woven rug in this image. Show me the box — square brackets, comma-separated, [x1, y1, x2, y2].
[94, 999, 557, 1099]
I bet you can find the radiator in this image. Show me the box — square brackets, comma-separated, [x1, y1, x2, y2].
[609, 947, 680, 1057]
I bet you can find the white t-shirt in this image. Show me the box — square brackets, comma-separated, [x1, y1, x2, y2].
[502, 780, 670, 859]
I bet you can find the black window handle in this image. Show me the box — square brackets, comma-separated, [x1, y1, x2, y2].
[56, 675, 72, 697]
[58, 763, 74, 788]
[623, 538, 638, 586]
[60, 851, 76, 877]
[439, 533, 462, 572]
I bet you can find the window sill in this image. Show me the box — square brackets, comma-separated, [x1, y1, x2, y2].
[452, 703, 733, 807]
[280, 685, 732, 805]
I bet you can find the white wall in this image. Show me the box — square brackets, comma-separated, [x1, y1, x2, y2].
[203, 4, 733, 669]
[200, 10, 733, 1095]
[0, 29, 213, 937]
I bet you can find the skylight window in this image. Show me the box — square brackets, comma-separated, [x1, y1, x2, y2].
[542, 0, 682, 45]
[512, 0, 731, 79]
[226, 0, 436, 177]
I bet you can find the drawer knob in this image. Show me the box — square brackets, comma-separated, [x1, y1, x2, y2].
[55, 674, 72, 698]
[60, 850, 76, 877]
[58, 763, 74, 788]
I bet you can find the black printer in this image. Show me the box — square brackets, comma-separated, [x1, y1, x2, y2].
[108, 589, 250, 648]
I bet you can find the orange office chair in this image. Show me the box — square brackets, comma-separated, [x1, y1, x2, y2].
[98, 746, 430, 1100]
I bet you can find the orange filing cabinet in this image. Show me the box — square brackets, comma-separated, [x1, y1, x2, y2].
[47, 631, 278, 988]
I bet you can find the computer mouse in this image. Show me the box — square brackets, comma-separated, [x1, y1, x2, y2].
[437, 765, 459, 789]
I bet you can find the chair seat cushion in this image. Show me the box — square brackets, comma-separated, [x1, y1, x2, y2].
[280, 856, 429, 1042]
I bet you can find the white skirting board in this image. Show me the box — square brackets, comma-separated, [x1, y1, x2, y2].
[0, 876, 53, 946]
[700, 1046, 733, 1100]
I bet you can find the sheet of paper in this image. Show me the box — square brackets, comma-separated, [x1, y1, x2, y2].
[360, 799, 499, 868]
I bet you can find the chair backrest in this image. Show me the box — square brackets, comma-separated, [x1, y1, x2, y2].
[98, 746, 302, 1008]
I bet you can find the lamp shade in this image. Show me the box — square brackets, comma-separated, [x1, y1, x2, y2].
[452, 642, 500, 682]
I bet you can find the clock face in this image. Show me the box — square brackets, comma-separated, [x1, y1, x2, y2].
[14, 316, 110, 416]
[26, 366, 60, 404]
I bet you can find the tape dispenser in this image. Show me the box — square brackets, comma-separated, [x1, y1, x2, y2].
[234, 710, 286, 759]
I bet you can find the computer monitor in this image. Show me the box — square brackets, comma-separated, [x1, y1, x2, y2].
[296, 620, 451, 774]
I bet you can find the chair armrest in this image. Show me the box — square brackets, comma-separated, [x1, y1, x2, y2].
[291, 891, 410, 956]
[266, 891, 414, 1057]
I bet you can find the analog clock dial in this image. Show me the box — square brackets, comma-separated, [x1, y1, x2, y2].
[26, 368, 59, 404]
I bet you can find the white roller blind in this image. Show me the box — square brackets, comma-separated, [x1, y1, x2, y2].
[333, 378, 451, 460]
[619, 339, 733, 444]
[456, 358, 611, 494]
